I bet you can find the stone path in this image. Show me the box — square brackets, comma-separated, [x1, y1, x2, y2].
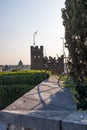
[5, 76, 77, 111]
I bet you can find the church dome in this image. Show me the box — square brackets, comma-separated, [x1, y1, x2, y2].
[18, 60, 23, 66]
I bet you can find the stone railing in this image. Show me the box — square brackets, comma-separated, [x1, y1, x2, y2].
[0, 109, 87, 130]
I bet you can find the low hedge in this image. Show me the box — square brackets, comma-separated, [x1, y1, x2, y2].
[0, 84, 34, 110]
[0, 70, 51, 85]
[0, 70, 51, 110]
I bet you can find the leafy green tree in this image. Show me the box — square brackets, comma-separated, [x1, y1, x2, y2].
[62, 0, 87, 109]
[62, 0, 87, 83]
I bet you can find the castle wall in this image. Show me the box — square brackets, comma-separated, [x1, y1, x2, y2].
[30, 46, 64, 74]
[31, 46, 44, 69]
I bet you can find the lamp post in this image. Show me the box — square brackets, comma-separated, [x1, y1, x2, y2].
[61, 37, 68, 74]
[33, 31, 38, 46]
[61, 37, 65, 56]
[61, 37, 65, 74]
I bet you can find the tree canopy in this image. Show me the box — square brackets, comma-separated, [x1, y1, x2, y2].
[62, 0, 87, 83]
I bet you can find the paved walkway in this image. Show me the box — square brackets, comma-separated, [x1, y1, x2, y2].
[5, 76, 77, 111]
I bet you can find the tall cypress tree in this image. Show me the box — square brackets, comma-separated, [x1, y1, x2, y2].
[62, 0, 87, 83]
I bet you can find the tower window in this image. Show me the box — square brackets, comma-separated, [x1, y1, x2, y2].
[34, 56, 36, 58]
[38, 55, 40, 58]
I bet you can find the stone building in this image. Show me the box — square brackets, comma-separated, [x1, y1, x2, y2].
[30, 45, 64, 74]
[31, 46, 44, 70]
[0, 60, 30, 71]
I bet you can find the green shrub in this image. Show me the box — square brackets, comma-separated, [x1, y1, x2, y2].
[0, 84, 34, 110]
[64, 76, 87, 110]
[0, 70, 51, 110]
[0, 70, 51, 85]
[72, 83, 87, 110]
[64, 76, 77, 88]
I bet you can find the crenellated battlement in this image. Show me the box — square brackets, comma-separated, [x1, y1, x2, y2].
[30, 45, 64, 74]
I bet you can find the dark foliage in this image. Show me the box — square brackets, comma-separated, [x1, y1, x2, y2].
[62, 0, 87, 110]
[0, 70, 51, 110]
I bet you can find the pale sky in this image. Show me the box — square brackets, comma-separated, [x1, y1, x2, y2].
[0, 0, 65, 65]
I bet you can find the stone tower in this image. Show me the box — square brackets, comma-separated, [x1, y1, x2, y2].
[30, 46, 44, 69]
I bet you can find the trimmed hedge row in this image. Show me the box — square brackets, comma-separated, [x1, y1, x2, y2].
[0, 70, 51, 85]
[0, 84, 34, 110]
[0, 70, 51, 110]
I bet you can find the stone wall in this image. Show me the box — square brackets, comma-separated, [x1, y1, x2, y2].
[30, 46, 64, 74]
[0, 110, 87, 130]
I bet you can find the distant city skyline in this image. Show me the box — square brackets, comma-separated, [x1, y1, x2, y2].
[0, 0, 66, 65]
